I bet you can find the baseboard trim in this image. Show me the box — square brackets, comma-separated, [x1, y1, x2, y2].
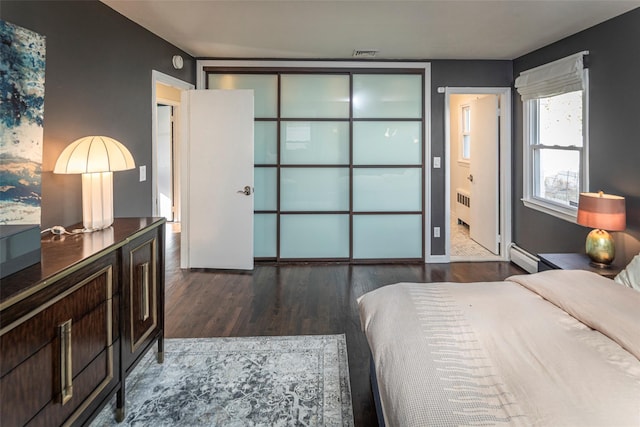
[426, 255, 449, 263]
[508, 243, 539, 273]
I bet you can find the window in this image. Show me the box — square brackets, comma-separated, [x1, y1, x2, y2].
[460, 105, 471, 162]
[516, 52, 588, 221]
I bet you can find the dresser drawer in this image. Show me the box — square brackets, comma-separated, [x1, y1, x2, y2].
[0, 262, 116, 426]
[25, 347, 117, 427]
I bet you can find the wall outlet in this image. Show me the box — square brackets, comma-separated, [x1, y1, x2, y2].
[434, 226, 440, 238]
[433, 157, 441, 168]
[139, 165, 146, 182]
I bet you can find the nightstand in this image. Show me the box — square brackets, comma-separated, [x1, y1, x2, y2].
[537, 253, 622, 278]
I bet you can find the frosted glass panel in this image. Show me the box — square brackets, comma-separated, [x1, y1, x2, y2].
[353, 122, 422, 165]
[353, 168, 421, 211]
[254, 214, 276, 257]
[254, 167, 277, 211]
[255, 122, 277, 164]
[353, 74, 422, 118]
[208, 74, 277, 118]
[280, 214, 349, 258]
[353, 215, 422, 258]
[281, 168, 349, 211]
[281, 122, 349, 165]
[281, 75, 349, 118]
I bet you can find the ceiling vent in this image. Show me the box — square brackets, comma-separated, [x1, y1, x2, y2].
[353, 49, 379, 58]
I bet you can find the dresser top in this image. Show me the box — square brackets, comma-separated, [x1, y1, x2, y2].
[0, 217, 165, 307]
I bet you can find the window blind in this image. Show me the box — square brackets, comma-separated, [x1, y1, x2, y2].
[515, 51, 588, 101]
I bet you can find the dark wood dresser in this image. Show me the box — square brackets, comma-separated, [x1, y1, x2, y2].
[0, 217, 166, 426]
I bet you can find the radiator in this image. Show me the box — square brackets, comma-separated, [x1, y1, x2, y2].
[455, 188, 471, 225]
[508, 243, 539, 273]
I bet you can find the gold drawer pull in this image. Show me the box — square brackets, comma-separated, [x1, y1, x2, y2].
[59, 319, 73, 404]
[139, 262, 150, 321]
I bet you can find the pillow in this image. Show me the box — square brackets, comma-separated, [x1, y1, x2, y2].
[614, 254, 640, 290]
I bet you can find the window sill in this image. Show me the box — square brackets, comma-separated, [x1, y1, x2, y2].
[521, 198, 577, 223]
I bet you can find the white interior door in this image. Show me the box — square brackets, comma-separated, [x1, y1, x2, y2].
[182, 89, 254, 269]
[469, 95, 500, 254]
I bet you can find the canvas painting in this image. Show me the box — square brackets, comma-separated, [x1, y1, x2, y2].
[0, 20, 45, 225]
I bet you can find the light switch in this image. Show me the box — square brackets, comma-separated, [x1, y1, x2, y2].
[433, 157, 441, 168]
[139, 165, 146, 182]
[434, 227, 440, 238]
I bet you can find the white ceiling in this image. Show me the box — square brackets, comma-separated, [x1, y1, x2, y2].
[101, 0, 639, 60]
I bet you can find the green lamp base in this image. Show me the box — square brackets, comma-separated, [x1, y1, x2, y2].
[585, 228, 615, 268]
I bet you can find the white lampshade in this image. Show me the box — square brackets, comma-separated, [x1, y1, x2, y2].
[54, 136, 135, 230]
[54, 136, 135, 174]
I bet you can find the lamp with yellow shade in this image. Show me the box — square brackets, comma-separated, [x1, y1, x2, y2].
[576, 191, 626, 268]
[54, 136, 135, 231]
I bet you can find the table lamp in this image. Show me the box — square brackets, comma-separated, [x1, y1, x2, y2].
[576, 191, 626, 268]
[54, 136, 135, 231]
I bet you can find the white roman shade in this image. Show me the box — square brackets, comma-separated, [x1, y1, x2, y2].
[515, 51, 588, 101]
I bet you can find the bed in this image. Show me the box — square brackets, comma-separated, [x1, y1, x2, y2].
[358, 269, 640, 426]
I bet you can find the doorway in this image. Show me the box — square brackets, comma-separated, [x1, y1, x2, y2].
[151, 71, 194, 225]
[156, 104, 174, 221]
[444, 87, 512, 262]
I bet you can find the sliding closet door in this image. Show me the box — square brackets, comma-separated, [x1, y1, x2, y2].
[279, 75, 350, 259]
[253, 127, 278, 259]
[209, 74, 279, 258]
[352, 75, 424, 260]
[207, 69, 424, 262]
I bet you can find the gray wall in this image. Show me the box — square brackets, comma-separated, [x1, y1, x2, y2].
[6, 0, 636, 262]
[430, 60, 513, 255]
[2, 0, 196, 228]
[513, 8, 640, 265]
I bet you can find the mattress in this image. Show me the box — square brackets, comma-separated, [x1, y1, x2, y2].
[358, 270, 640, 426]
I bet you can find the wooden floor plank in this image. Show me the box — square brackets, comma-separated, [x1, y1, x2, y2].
[163, 224, 525, 426]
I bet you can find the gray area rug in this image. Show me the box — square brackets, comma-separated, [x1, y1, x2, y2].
[92, 335, 353, 427]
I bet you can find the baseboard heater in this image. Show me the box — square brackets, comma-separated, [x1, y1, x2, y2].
[508, 243, 539, 273]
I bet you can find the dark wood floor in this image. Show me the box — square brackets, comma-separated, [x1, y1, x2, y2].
[163, 224, 525, 426]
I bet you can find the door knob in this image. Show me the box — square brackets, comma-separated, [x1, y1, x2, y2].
[237, 185, 252, 196]
[467, 174, 474, 182]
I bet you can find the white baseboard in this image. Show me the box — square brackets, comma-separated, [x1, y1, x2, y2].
[426, 255, 449, 263]
[508, 244, 539, 273]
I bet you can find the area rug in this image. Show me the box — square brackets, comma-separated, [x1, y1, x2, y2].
[91, 335, 354, 426]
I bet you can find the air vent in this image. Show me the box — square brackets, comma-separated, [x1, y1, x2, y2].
[353, 49, 379, 58]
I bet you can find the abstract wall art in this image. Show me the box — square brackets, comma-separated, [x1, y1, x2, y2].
[0, 20, 45, 225]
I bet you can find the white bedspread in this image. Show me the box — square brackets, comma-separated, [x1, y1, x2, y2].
[358, 270, 640, 426]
